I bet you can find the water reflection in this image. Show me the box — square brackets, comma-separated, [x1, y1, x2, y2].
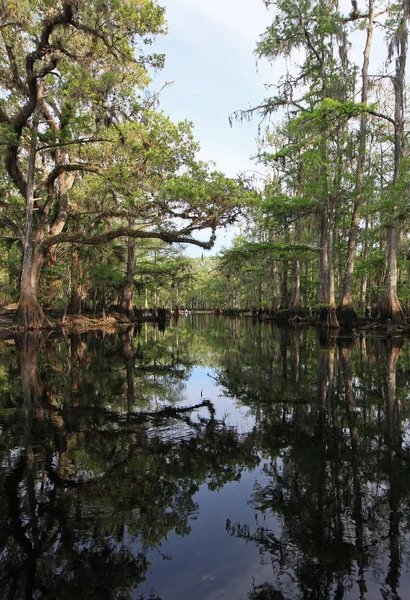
[1, 319, 410, 599]
[219, 327, 410, 600]
[0, 325, 258, 599]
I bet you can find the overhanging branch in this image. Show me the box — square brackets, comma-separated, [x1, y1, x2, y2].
[44, 162, 102, 190]
[40, 226, 218, 251]
[37, 137, 114, 152]
[365, 108, 396, 126]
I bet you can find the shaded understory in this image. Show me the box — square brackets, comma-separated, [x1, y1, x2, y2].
[2, 304, 410, 336]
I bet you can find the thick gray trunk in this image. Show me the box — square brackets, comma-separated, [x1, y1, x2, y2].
[15, 92, 49, 330]
[319, 205, 339, 328]
[120, 234, 136, 314]
[290, 257, 301, 310]
[15, 248, 49, 329]
[340, 0, 374, 309]
[383, 1, 407, 323]
[382, 225, 405, 322]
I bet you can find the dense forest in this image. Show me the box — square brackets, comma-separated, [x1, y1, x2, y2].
[1, 0, 410, 329]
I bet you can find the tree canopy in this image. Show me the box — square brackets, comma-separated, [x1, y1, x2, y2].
[0, 0, 256, 328]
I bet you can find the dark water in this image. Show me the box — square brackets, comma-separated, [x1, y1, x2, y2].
[1, 317, 410, 600]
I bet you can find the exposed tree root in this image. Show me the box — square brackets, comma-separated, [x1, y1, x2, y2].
[319, 306, 340, 329]
[336, 304, 358, 328]
[13, 302, 51, 330]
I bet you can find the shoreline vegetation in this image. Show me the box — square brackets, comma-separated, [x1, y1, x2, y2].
[1, 306, 410, 338]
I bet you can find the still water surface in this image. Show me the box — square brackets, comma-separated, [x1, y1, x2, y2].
[1, 316, 410, 599]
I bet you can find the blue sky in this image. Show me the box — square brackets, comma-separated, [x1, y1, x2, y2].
[150, 0, 282, 178]
[148, 0, 283, 254]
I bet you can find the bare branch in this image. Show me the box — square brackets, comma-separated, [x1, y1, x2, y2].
[366, 108, 396, 126]
[230, 99, 308, 125]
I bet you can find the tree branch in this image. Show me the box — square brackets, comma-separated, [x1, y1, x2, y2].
[366, 108, 396, 126]
[37, 137, 113, 152]
[40, 227, 218, 252]
[230, 98, 308, 125]
[45, 163, 101, 190]
[5, 140, 27, 197]
[4, 42, 26, 92]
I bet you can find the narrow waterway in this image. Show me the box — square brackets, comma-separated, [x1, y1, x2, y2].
[1, 316, 410, 600]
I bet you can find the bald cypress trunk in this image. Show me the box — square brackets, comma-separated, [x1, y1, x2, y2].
[290, 256, 301, 310]
[120, 227, 136, 314]
[15, 249, 49, 329]
[339, 0, 374, 322]
[14, 93, 49, 330]
[382, 0, 407, 325]
[319, 199, 339, 329]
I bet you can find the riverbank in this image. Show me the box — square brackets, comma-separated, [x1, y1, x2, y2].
[1, 305, 410, 337]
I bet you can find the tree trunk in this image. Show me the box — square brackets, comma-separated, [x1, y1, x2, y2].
[319, 206, 329, 305]
[280, 260, 289, 309]
[327, 210, 339, 328]
[339, 0, 374, 321]
[290, 256, 301, 310]
[382, 225, 405, 323]
[319, 204, 339, 329]
[175, 282, 180, 315]
[359, 215, 370, 315]
[70, 247, 82, 316]
[270, 260, 279, 311]
[14, 90, 50, 330]
[258, 275, 263, 308]
[383, 0, 408, 324]
[120, 234, 136, 314]
[15, 246, 49, 330]
[291, 167, 302, 312]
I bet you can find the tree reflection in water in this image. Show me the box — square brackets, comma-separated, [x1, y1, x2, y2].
[0, 325, 258, 599]
[219, 325, 410, 600]
[1, 319, 410, 599]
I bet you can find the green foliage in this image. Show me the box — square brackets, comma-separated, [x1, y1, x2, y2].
[224, 0, 410, 315]
[0, 0, 259, 319]
[90, 264, 123, 287]
[291, 99, 368, 133]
